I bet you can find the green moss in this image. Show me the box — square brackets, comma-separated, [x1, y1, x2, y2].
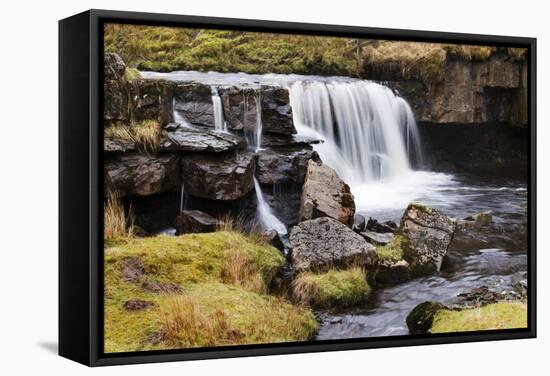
[104, 232, 316, 352]
[431, 302, 527, 333]
[376, 234, 410, 262]
[123, 67, 141, 81]
[408, 202, 430, 213]
[292, 268, 371, 309]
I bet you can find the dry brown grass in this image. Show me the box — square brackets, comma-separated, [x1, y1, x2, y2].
[104, 120, 161, 153]
[158, 296, 234, 348]
[220, 246, 266, 293]
[444, 44, 495, 61]
[104, 193, 136, 244]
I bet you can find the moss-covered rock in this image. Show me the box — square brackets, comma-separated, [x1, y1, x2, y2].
[431, 302, 527, 333]
[104, 231, 317, 352]
[291, 267, 371, 309]
[406, 301, 446, 335]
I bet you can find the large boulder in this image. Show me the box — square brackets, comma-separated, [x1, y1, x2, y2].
[104, 154, 180, 196]
[104, 53, 129, 122]
[175, 210, 218, 235]
[160, 125, 238, 153]
[406, 301, 446, 335]
[399, 203, 457, 276]
[180, 153, 256, 201]
[221, 86, 296, 135]
[290, 217, 378, 272]
[256, 148, 320, 185]
[299, 160, 356, 226]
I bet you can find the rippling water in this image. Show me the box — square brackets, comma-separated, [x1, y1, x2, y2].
[317, 173, 528, 340]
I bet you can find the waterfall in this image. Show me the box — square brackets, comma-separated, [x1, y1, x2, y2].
[211, 87, 228, 132]
[289, 80, 423, 184]
[253, 177, 287, 235]
[254, 91, 263, 152]
[179, 183, 188, 212]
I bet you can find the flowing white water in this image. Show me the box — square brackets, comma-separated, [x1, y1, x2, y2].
[144, 70, 454, 216]
[211, 87, 228, 132]
[253, 92, 263, 152]
[253, 177, 287, 235]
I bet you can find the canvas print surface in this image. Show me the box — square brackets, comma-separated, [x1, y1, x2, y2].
[102, 23, 529, 353]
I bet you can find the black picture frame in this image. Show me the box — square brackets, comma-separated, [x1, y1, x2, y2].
[59, 9, 537, 367]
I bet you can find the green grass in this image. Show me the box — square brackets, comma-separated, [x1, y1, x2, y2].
[431, 302, 527, 333]
[104, 119, 161, 153]
[105, 23, 526, 82]
[291, 267, 371, 309]
[104, 231, 317, 352]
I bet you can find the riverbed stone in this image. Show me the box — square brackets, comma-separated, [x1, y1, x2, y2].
[366, 218, 398, 233]
[458, 211, 493, 229]
[104, 154, 180, 197]
[375, 259, 410, 285]
[360, 231, 395, 246]
[406, 301, 446, 335]
[175, 210, 219, 235]
[399, 203, 457, 276]
[352, 214, 366, 232]
[180, 152, 256, 201]
[290, 217, 378, 272]
[299, 160, 356, 226]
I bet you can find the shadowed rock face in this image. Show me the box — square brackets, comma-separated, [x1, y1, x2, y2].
[221, 86, 295, 135]
[256, 148, 320, 185]
[299, 160, 356, 226]
[290, 217, 378, 272]
[173, 83, 214, 127]
[399, 204, 457, 276]
[104, 154, 180, 197]
[181, 153, 256, 201]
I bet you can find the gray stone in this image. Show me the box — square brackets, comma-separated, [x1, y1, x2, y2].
[360, 231, 395, 246]
[299, 160, 356, 226]
[256, 148, 320, 185]
[160, 126, 238, 153]
[290, 217, 378, 272]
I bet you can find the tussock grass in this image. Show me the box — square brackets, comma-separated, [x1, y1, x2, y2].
[104, 193, 135, 245]
[431, 302, 527, 333]
[104, 120, 161, 153]
[376, 234, 410, 262]
[292, 267, 371, 309]
[104, 232, 316, 352]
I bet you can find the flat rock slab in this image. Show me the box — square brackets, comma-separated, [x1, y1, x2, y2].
[290, 217, 378, 272]
[160, 126, 239, 153]
[299, 160, 356, 226]
[360, 231, 394, 246]
[256, 148, 320, 185]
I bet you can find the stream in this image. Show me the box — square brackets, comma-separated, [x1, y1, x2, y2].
[317, 173, 528, 339]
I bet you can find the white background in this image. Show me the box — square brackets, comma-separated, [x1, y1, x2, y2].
[0, 0, 546, 374]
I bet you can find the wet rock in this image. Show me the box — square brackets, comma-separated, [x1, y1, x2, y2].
[104, 137, 136, 154]
[352, 214, 366, 232]
[256, 148, 320, 185]
[104, 52, 126, 81]
[366, 218, 398, 233]
[399, 203, 457, 276]
[181, 153, 256, 201]
[160, 126, 238, 153]
[173, 83, 215, 127]
[406, 301, 446, 335]
[123, 299, 154, 311]
[221, 86, 296, 135]
[261, 229, 285, 252]
[375, 259, 410, 285]
[458, 211, 493, 229]
[105, 154, 180, 197]
[290, 217, 378, 272]
[175, 210, 219, 235]
[455, 285, 526, 307]
[261, 133, 324, 148]
[360, 231, 394, 246]
[141, 280, 183, 294]
[299, 160, 356, 226]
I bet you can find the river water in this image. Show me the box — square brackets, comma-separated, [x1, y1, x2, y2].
[317, 172, 528, 339]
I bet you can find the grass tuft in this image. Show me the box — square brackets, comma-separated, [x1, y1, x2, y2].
[376, 234, 409, 262]
[292, 267, 371, 309]
[431, 302, 527, 333]
[104, 120, 161, 153]
[104, 193, 135, 245]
